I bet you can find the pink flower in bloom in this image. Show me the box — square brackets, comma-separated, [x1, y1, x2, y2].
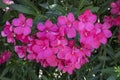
[94, 22, 112, 44]
[2, 0, 14, 5]
[16, 35, 31, 44]
[103, 16, 116, 26]
[12, 13, 33, 36]
[14, 46, 27, 60]
[78, 9, 97, 31]
[57, 13, 77, 38]
[36, 20, 58, 41]
[79, 29, 98, 49]
[27, 38, 58, 67]
[110, 0, 120, 15]
[0, 51, 11, 65]
[57, 40, 90, 74]
[1, 9, 113, 74]
[1, 21, 15, 43]
[27, 38, 37, 61]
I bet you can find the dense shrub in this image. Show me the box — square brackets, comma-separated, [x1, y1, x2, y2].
[0, 0, 120, 80]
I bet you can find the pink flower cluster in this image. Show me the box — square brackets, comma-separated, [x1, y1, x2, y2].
[104, 0, 120, 41]
[1, 10, 112, 74]
[110, 0, 120, 15]
[0, 51, 11, 65]
[104, 0, 120, 26]
[1, 14, 33, 44]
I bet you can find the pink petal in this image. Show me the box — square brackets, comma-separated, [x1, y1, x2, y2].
[37, 51, 45, 59]
[59, 26, 66, 36]
[18, 53, 25, 58]
[1, 31, 7, 37]
[12, 18, 21, 26]
[67, 12, 75, 22]
[57, 52, 65, 59]
[89, 14, 97, 23]
[46, 32, 57, 41]
[19, 13, 26, 22]
[100, 37, 107, 44]
[65, 53, 72, 60]
[7, 37, 14, 43]
[57, 16, 67, 25]
[104, 30, 112, 38]
[27, 53, 36, 61]
[37, 23, 45, 31]
[47, 55, 57, 67]
[44, 48, 53, 58]
[14, 27, 23, 35]
[45, 20, 53, 28]
[85, 22, 94, 31]
[23, 27, 31, 35]
[6, 21, 10, 25]
[110, 8, 118, 14]
[103, 22, 111, 29]
[67, 28, 76, 38]
[111, 2, 117, 8]
[72, 21, 79, 29]
[84, 49, 91, 57]
[26, 18, 33, 27]
[49, 24, 58, 31]
[78, 22, 85, 31]
[36, 32, 46, 39]
[32, 45, 41, 53]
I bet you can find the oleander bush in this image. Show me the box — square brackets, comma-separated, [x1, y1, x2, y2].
[0, 0, 120, 80]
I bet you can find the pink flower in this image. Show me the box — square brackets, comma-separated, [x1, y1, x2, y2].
[1, 21, 15, 43]
[37, 20, 58, 41]
[12, 13, 33, 36]
[57, 46, 71, 59]
[14, 46, 27, 59]
[0, 51, 11, 65]
[46, 55, 58, 67]
[2, 0, 14, 5]
[95, 22, 112, 44]
[103, 16, 116, 26]
[57, 13, 77, 38]
[33, 39, 53, 59]
[16, 35, 31, 44]
[1, 9, 113, 74]
[110, 0, 120, 15]
[78, 9, 97, 31]
[27, 53, 36, 61]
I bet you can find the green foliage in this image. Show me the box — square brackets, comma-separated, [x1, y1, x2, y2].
[0, 0, 120, 80]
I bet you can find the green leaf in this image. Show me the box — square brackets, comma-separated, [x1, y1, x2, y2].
[39, 3, 66, 15]
[42, 75, 48, 80]
[98, 56, 110, 61]
[9, 4, 36, 15]
[78, 0, 87, 10]
[101, 68, 114, 74]
[76, 0, 87, 15]
[98, 0, 114, 15]
[1, 67, 10, 77]
[107, 76, 116, 80]
[22, 0, 40, 14]
[104, 44, 114, 58]
[0, 77, 11, 80]
[0, 0, 7, 8]
[114, 51, 120, 58]
[39, 3, 49, 9]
